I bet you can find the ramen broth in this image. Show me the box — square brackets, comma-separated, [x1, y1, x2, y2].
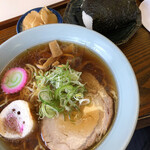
[0, 41, 117, 150]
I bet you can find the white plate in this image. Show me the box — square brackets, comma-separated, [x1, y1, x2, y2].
[0, 24, 139, 150]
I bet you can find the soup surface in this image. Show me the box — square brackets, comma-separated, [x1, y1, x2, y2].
[0, 41, 117, 150]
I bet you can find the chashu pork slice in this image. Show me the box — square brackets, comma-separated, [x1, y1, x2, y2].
[41, 72, 113, 150]
[0, 100, 34, 139]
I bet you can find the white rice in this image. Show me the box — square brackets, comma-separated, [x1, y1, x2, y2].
[82, 10, 93, 30]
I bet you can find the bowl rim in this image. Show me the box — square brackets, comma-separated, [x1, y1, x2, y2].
[0, 24, 139, 150]
[16, 7, 63, 33]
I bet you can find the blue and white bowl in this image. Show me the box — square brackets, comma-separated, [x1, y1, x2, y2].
[16, 7, 63, 33]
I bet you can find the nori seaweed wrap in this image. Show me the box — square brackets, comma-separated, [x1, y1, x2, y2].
[63, 0, 141, 45]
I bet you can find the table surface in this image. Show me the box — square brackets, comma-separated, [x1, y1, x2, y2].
[0, 0, 150, 129]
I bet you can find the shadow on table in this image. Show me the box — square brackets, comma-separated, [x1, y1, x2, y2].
[126, 126, 150, 150]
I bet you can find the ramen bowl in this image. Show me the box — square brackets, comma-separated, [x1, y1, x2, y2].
[0, 24, 139, 150]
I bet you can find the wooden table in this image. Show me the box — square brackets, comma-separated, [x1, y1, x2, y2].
[0, 0, 150, 129]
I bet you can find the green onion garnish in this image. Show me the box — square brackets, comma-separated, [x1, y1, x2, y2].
[35, 63, 90, 119]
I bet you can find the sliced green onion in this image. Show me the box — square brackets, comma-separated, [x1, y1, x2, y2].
[38, 90, 53, 104]
[79, 99, 90, 105]
[39, 103, 59, 118]
[34, 63, 90, 119]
